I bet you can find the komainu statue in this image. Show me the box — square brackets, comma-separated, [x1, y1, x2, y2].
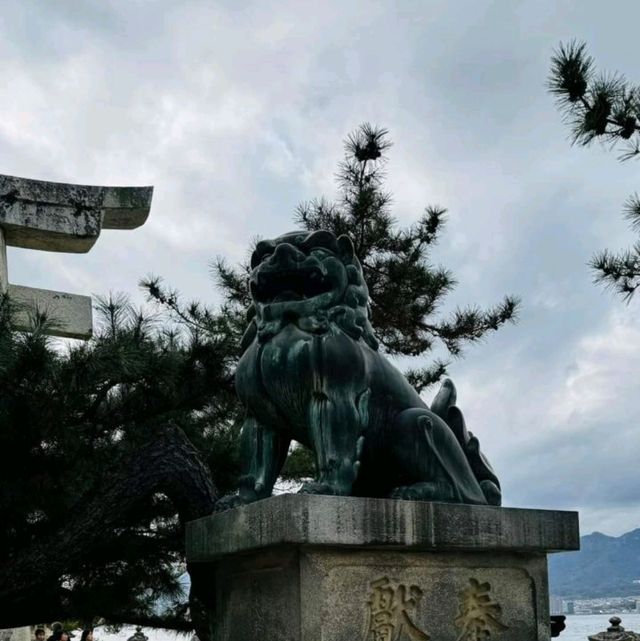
[223, 230, 501, 509]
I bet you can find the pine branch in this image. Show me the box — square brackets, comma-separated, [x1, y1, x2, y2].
[548, 40, 593, 105]
[293, 123, 520, 367]
[405, 360, 449, 392]
[210, 257, 251, 307]
[623, 193, 640, 231]
[591, 246, 640, 300]
[549, 40, 640, 152]
[140, 276, 217, 336]
[550, 42, 640, 301]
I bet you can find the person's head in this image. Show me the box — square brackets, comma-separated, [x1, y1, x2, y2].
[59, 632, 70, 641]
[80, 629, 93, 641]
[35, 630, 45, 641]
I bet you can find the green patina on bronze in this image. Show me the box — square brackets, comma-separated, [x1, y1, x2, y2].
[224, 230, 501, 507]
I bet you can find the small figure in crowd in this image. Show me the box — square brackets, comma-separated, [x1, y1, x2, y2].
[46, 624, 62, 641]
[48, 626, 73, 641]
[40, 623, 89, 641]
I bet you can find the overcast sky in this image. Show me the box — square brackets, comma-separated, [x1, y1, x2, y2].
[2, 0, 640, 536]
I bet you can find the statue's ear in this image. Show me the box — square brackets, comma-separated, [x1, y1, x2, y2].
[337, 235, 355, 262]
[251, 239, 275, 269]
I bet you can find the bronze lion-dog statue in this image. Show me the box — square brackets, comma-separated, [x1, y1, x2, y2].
[219, 230, 501, 509]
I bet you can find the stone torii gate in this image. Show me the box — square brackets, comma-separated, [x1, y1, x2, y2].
[0, 173, 153, 339]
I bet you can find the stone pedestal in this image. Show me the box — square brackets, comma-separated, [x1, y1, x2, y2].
[186, 495, 579, 641]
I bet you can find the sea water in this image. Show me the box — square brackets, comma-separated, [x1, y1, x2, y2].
[561, 613, 640, 640]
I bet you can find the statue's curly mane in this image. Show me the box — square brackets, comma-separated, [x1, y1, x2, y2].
[241, 230, 378, 351]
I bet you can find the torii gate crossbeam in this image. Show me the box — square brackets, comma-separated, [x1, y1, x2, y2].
[0, 174, 153, 339]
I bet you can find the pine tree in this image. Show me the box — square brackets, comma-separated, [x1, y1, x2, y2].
[0, 294, 228, 634]
[294, 123, 519, 390]
[549, 41, 640, 299]
[204, 124, 519, 392]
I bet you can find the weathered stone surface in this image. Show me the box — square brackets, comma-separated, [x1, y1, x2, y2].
[0, 626, 35, 641]
[0, 174, 152, 252]
[187, 494, 580, 561]
[186, 495, 579, 641]
[0, 173, 154, 340]
[9, 284, 92, 339]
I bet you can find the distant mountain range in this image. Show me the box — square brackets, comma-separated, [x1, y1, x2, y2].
[549, 528, 640, 598]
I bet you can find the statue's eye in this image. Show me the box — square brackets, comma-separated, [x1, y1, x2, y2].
[261, 252, 272, 262]
[311, 248, 330, 258]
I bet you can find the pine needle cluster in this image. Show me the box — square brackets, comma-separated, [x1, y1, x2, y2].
[549, 41, 640, 298]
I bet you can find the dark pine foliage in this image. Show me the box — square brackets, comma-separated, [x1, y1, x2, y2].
[0, 294, 233, 634]
[549, 41, 640, 299]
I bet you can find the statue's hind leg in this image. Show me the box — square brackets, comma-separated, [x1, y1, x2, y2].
[387, 408, 488, 505]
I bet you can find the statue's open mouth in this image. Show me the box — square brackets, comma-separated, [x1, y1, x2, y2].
[251, 266, 332, 303]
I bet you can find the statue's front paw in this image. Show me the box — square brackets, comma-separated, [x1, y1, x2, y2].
[298, 481, 343, 496]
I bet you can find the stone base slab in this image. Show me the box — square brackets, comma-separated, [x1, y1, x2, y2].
[186, 495, 579, 641]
